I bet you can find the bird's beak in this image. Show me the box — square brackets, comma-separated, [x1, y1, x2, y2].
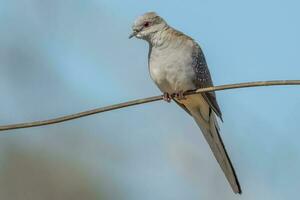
[129, 30, 138, 39]
[129, 29, 139, 39]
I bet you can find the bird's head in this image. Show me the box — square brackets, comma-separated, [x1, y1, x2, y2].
[129, 12, 168, 41]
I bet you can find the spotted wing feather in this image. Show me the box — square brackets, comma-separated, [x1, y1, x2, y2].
[191, 43, 223, 121]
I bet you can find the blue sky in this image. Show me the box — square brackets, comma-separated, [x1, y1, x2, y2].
[0, 0, 300, 199]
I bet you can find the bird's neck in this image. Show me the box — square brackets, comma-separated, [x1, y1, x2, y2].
[148, 26, 186, 48]
[148, 26, 172, 47]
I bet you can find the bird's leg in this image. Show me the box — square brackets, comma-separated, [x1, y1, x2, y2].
[163, 92, 172, 102]
[174, 91, 186, 100]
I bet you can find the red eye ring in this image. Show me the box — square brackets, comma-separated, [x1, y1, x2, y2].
[144, 22, 150, 27]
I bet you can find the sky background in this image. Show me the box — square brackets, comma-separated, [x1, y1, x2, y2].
[0, 0, 300, 199]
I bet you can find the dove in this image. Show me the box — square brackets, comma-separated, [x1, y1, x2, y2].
[130, 12, 241, 194]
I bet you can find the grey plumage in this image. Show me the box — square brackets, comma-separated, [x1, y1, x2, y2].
[130, 12, 241, 194]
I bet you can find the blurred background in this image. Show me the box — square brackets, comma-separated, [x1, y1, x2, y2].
[0, 0, 300, 199]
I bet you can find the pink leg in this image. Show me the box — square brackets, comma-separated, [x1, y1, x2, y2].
[163, 92, 172, 102]
[174, 91, 186, 100]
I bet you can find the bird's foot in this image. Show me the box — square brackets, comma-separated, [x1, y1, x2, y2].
[163, 92, 172, 103]
[173, 91, 186, 100]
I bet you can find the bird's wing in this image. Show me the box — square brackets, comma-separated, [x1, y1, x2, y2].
[191, 43, 223, 121]
[176, 42, 241, 193]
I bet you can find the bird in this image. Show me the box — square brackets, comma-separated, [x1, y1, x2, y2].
[129, 12, 241, 194]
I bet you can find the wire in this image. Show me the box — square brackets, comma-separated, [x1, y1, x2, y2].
[0, 80, 299, 131]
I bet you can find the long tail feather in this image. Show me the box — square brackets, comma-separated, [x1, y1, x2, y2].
[192, 108, 242, 194]
[178, 94, 241, 193]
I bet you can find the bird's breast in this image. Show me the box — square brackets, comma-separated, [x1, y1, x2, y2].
[149, 44, 196, 93]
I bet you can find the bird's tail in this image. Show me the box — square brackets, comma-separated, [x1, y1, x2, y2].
[192, 107, 242, 194]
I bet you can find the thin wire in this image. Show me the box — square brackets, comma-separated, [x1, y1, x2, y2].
[0, 80, 300, 131]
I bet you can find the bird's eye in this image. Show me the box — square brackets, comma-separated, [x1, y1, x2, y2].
[144, 22, 150, 27]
